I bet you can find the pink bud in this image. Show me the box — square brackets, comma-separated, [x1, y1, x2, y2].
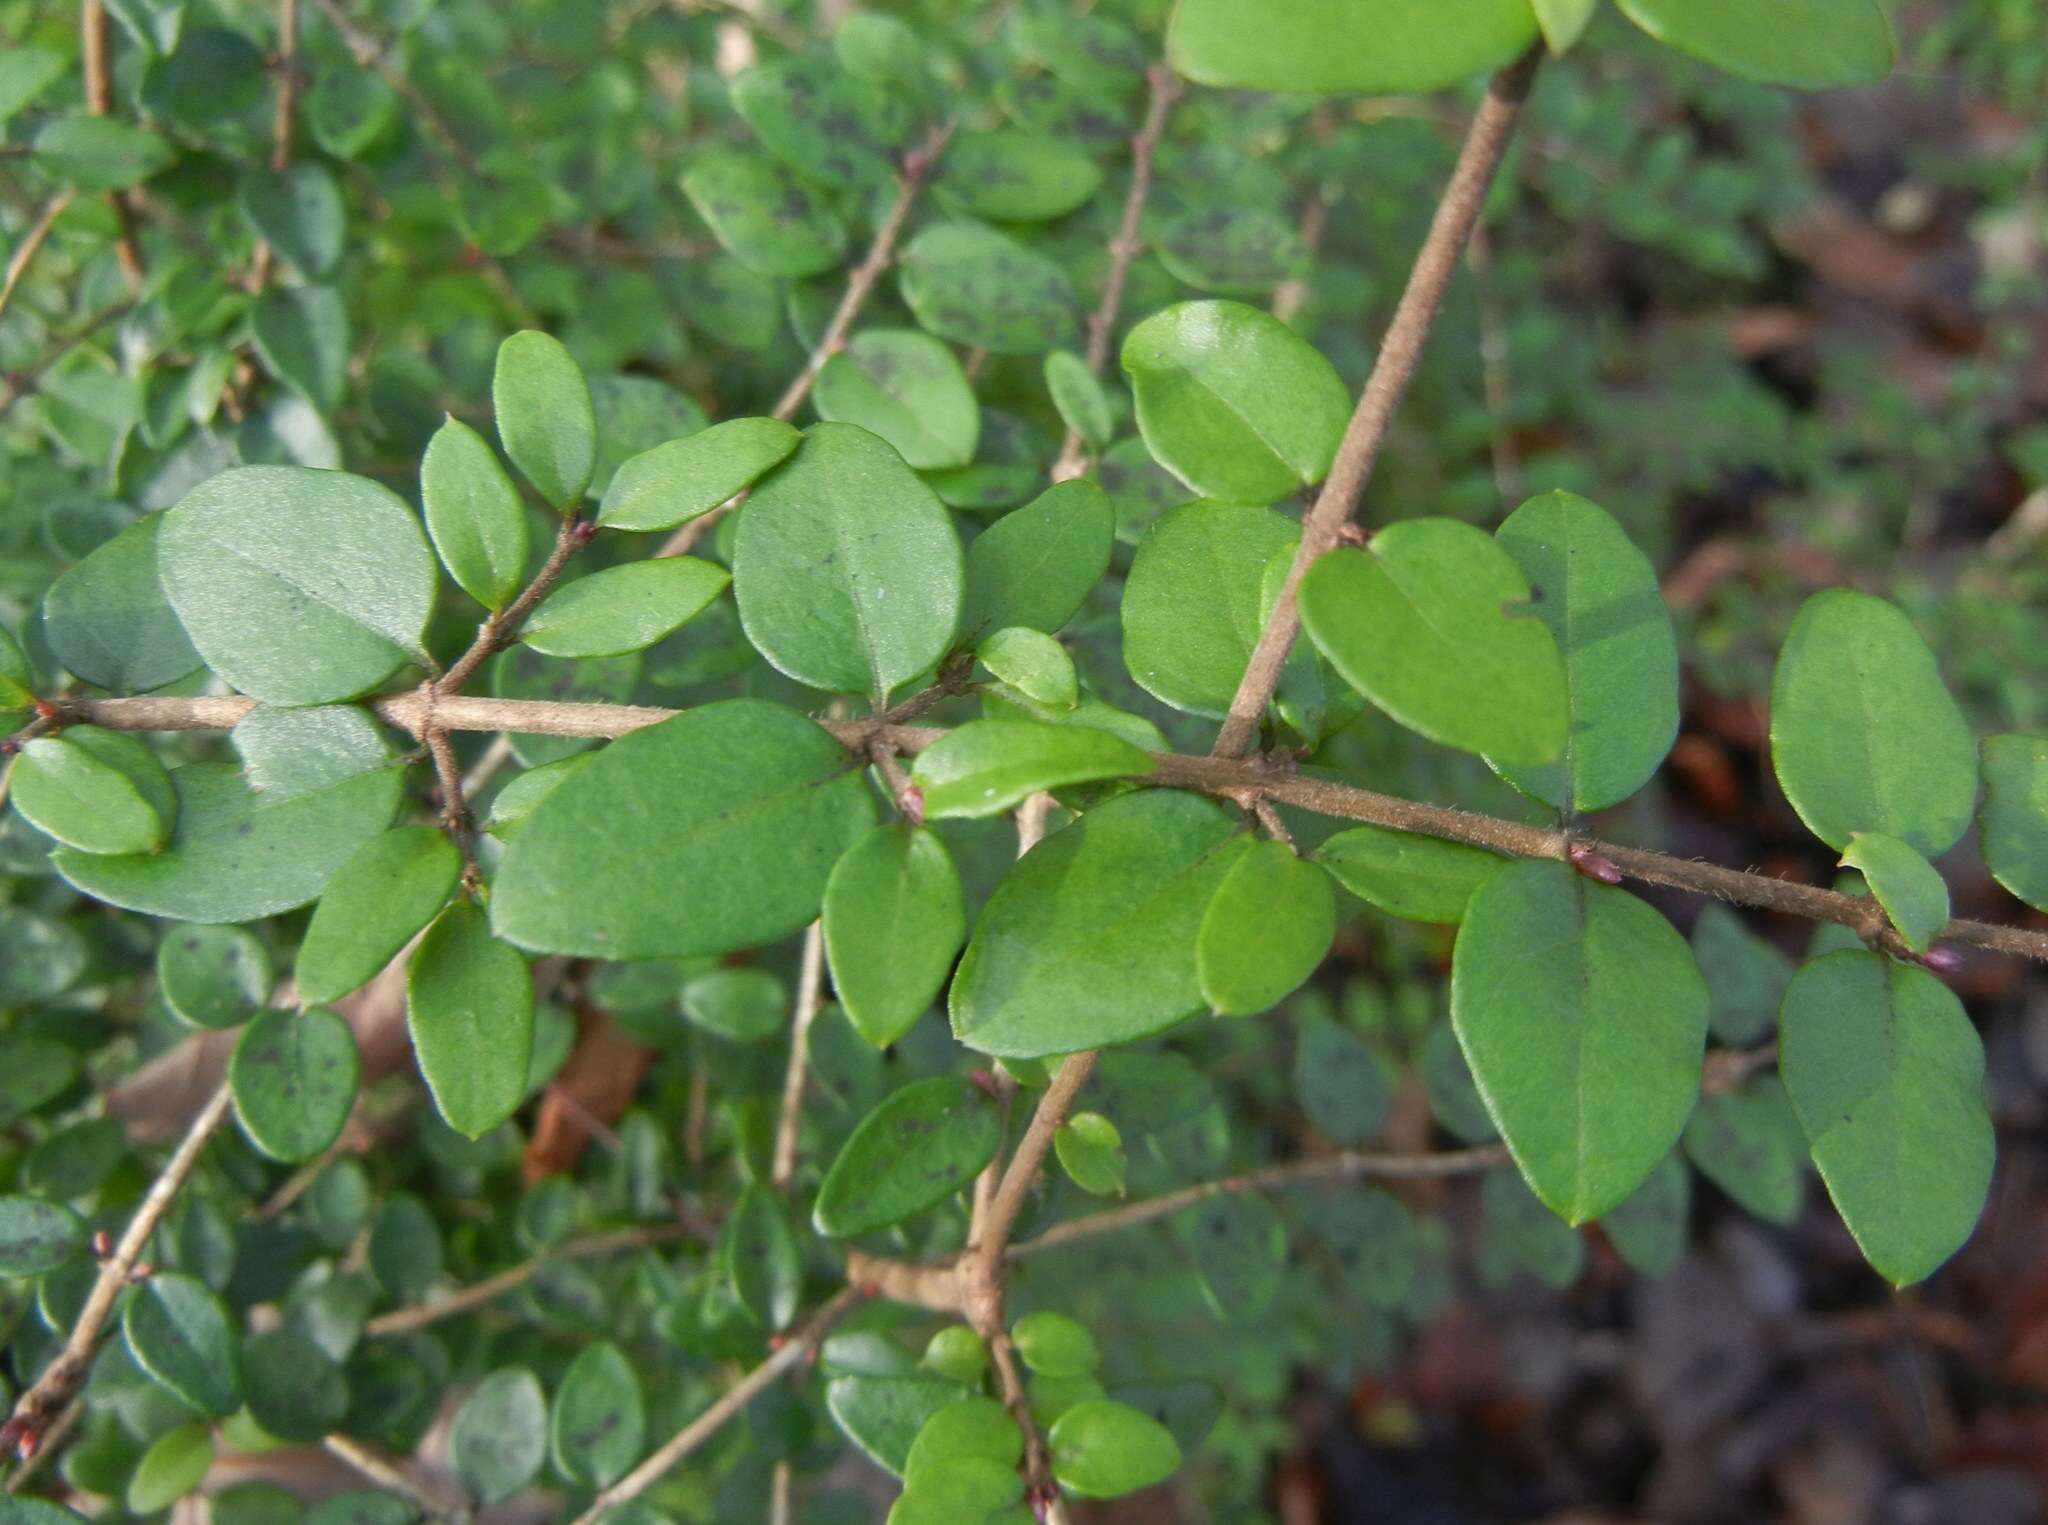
[1568, 842, 1623, 885]
[1918, 946, 1963, 974]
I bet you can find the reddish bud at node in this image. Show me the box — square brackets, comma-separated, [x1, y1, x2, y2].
[127, 1262, 154, 1283]
[901, 784, 925, 827]
[968, 1070, 999, 1100]
[1919, 946, 1963, 973]
[15, 1428, 38, 1461]
[570, 517, 600, 544]
[1568, 842, 1623, 884]
[0, 737, 18, 758]
[91, 1230, 111, 1258]
[34, 700, 59, 720]
[767, 1333, 788, 1352]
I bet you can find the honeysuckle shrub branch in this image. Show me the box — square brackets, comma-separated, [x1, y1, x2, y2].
[0, 0, 2039, 1521]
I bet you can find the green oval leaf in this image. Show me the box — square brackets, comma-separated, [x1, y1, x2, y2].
[823, 824, 967, 1049]
[1314, 823, 1504, 924]
[1451, 859, 1708, 1223]
[296, 826, 462, 1005]
[160, 467, 437, 706]
[55, 763, 402, 924]
[124, 1270, 243, 1416]
[1197, 840, 1335, 1016]
[1293, 1010, 1391, 1146]
[1980, 734, 2048, 914]
[1779, 950, 1992, 1286]
[127, 1423, 215, 1514]
[680, 965, 786, 1043]
[1121, 300, 1350, 505]
[898, 222, 1080, 355]
[910, 719, 1154, 820]
[976, 626, 1077, 709]
[232, 703, 392, 802]
[407, 903, 534, 1140]
[936, 130, 1102, 222]
[158, 924, 271, 1029]
[960, 479, 1115, 642]
[231, 1006, 361, 1163]
[1690, 904, 1793, 1046]
[0, 1195, 86, 1276]
[730, 55, 903, 190]
[814, 1076, 1001, 1238]
[733, 423, 963, 700]
[1121, 501, 1300, 717]
[1012, 1313, 1099, 1379]
[1597, 1152, 1690, 1277]
[12, 727, 174, 855]
[33, 116, 173, 191]
[1769, 589, 1977, 855]
[1168, 0, 1538, 94]
[41, 513, 203, 692]
[1299, 522, 1568, 765]
[421, 417, 529, 611]
[494, 331, 596, 510]
[815, 330, 979, 471]
[492, 699, 875, 960]
[1490, 491, 1679, 812]
[1614, 0, 1894, 88]
[1053, 1111, 1126, 1196]
[951, 791, 1252, 1058]
[681, 145, 849, 278]
[452, 1367, 548, 1506]
[826, 1375, 972, 1479]
[1155, 206, 1308, 296]
[1047, 1399, 1181, 1499]
[551, 1341, 645, 1489]
[595, 417, 801, 532]
[251, 285, 349, 414]
[1839, 831, 1949, 953]
[723, 1183, 802, 1331]
[522, 558, 730, 659]
[240, 163, 346, 278]
[244, 1327, 350, 1442]
[1682, 1077, 1806, 1225]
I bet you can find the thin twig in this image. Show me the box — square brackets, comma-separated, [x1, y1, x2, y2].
[567, 1285, 867, 1525]
[51, 697, 2048, 964]
[0, 301, 134, 416]
[81, 0, 145, 291]
[271, 0, 302, 172]
[1467, 220, 1523, 506]
[322, 1433, 469, 1520]
[2, 1401, 79, 1494]
[769, 922, 828, 1192]
[0, 191, 75, 323]
[1212, 45, 1543, 758]
[363, 1224, 687, 1338]
[657, 120, 956, 560]
[1, 1083, 233, 1449]
[1009, 1144, 1510, 1261]
[439, 516, 588, 694]
[1050, 64, 1179, 483]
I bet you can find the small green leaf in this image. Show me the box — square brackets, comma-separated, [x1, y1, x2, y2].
[826, 1375, 972, 1478]
[1683, 1077, 1806, 1225]
[1122, 501, 1300, 717]
[977, 627, 1077, 709]
[296, 827, 461, 1005]
[369, 1193, 442, 1299]
[494, 332, 596, 510]
[41, 514, 203, 693]
[681, 146, 849, 278]
[233, 704, 392, 802]
[54, 763, 402, 924]
[1690, 905, 1793, 1046]
[1300, 522, 1568, 765]
[1490, 491, 1679, 812]
[1769, 589, 1977, 855]
[1534, 0, 1601, 52]
[421, 417, 529, 611]
[595, 417, 801, 532]
[815, 330, 979, 471]
[1779, 950, 1993, 1286]
[33, 116, 173, 190]
[251, 285, 349, 414]
[0, 48, 65, 123]
[1154, 206, 1307, 296]
[906, 1396, 1023, 1481]
[1173, 1191, 1286, 1317]
[680, 966, 787, 1043]
[451, 1368, 548, 1506]
[1479, 1168, 1585, 1290]
[1839, 832, 1949, 953]
[1047, 1400, 1181, 1499]
[160, 467, 437, 706]
[1314, 824, 1504, 924]
[1293, 1010, 1391, 1146]
[1168, 0, 1538, 94]
[551, 1341, 645, 1490]
[936, 130, 1102, 222]
[922, 1328, 989, 1385]
[813, 1076, 1001, 1238]
[730, 55, 903, 190]
[952, 791, 1250, 1057]
[522, 559, 730, 659]
[158, 924, 271, 1029]
[1980, 734, 2048, 913]
[959, 479, 1115, 641]
[127, 1423, 215, 1514]
[492, 700, 875, 960]
[244, 1328, 350, 1441]
[723, 1184, 802, 1331]
[1121, 300, 1350, 505]
[1054, 1111, 1126, 1196]
[1614, 0, 1895, 88]
[407, 903, 535, 1140]
[124, 1271, 243, 1416]
[910, 720, 1154, 820]
[823, 824, 967, 1049]
[0, 624, 31, 715]
[1012, 1312, 1099, 1378]
[0, 1196, 86, 1276]
[308, 69, 398, 158]
[1044, 350, 1115, 450]
[239, 163, 346, 278]
[1198, 840, 1335, 1016]
[231, 1007, 361, 1164]
[1452, 859, 1708, 1223]
[733, 423, 964, 700]
[11, 727, 174, 855]
[898, 222, 1080, 355]
[1596, 1152, 1690, 1277]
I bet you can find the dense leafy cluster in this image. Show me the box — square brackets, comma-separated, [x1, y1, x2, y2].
[1, 0, 2045, 1521]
